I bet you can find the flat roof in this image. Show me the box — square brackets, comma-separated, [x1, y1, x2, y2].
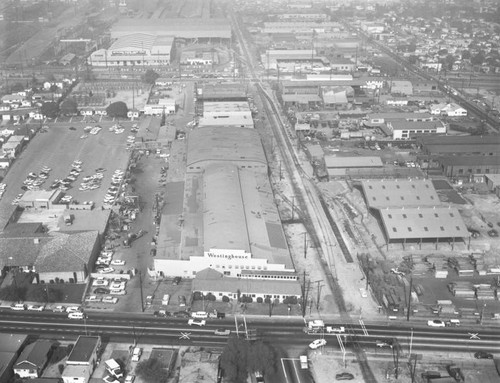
[380, 207, 469, 240]
[417, 134, 500, 146]
[361, 179, 439, 209]
[0, 334, 28, 352]
[424, 143, 500, 155]
[203, 101, 251, 114]
[66, 336, 100, 363]
[368, 112, 433, 120]
[187, 127, 266, 168]
[390, 120, 443, 131]
[325, 156, 383, 169]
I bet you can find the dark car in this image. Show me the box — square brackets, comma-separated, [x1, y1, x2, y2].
[335, 372, 354, 380]
[474, 351, 494, 359]
[94, 288, 110, 294]
[150, 248, 157, 257]
[173, 311, 190, 318]
[375, 339, 393, 348]
[173, 276, 181, 285]
[154, 310, 170, 317]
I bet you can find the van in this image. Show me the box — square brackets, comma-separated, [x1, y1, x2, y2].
[131, 347, 142, 362]
[300, 355, 308, 369]
[191, 311, 208, 319]
[105, 359, 123, 378]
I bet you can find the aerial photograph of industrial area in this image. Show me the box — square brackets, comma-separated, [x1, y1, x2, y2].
[0, 0, 499, 382]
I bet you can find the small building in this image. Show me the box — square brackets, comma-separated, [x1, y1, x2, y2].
[388, 120, 447, 140]
[2, 135, 25, 158]
[324, 156, 383, 178]
[61, 365, 92, 383]
[0, 334, 29, 383]
[484, 174, 500, 197]
[18, 189, 63, 209]
[13, 340, 53, 379]
[430, 103, 467, 117]
[143, 99, 175, 115]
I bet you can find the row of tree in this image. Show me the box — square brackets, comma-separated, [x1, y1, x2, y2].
[40, 100, 129, 119]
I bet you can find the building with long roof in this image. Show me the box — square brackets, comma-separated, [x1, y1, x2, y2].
[359, 179, 468, 247]
[88, 34, 174, 67]
[154, 127, 297, 281]
[111, 18, 231, 41]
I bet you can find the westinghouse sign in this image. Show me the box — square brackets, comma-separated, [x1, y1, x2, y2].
[204, 249, 250, 260]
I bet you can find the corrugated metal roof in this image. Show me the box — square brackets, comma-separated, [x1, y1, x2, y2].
[325, 156, 383, 168]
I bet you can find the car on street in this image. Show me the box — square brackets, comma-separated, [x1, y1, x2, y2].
[111, 259, 125, 266]
[68, 312, 85, 320]
[66, 306, 81, 313]
[103, 375, 117, 383]
[309, 339, 327, 349]
[102, 296, 119, 304]
[474, 351, 494, 359]
[124, 375, 135, 383]
[335, 372, 355, 380]
[427, 319, 446, 327]
[94, 287, 110, 295]
[154, 310, 170, 317]
[27, 305, 45, 311]
[53, 306, 66, 312]
[214, 329, 231, 336]
[188, 319, 206, 326]
[375, 339, 393, 348]
[85, 295, 101, 303]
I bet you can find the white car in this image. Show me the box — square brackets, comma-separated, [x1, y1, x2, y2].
[68, 312, 85, 320]
[110, 282, 126, 290]
[97, 267, 115, 274]
[101, 251, 114, 257]
[11, 303, 26, 311]
[53, 306, 66, 312]
[28, 304, 45, 311]
[66, 306, 81, 313]
[110, 289, 126, 295]
[102, 296, 118, 304]
[131, 347, 142, 362]
[188, 319, 206, 326]
[111, 259, 125, 266]
[92, 279, 109, 287]
[85, 295, 101, 303]
[309, 339, 327, 349]
[427, 319, 446, 327]
[124, 375, 135, 383]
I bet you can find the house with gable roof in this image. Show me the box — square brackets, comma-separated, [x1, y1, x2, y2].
[13, 340, 53, 378]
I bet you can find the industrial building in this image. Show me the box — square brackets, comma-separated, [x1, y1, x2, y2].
[111, 18, 232, 41]
[154, 127, 297, 283]
[198, 101, 254, 128]
[359, 179, 469, 248]
[88, 34, 174, 67]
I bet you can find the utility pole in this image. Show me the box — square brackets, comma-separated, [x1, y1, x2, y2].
[290, 196, 295, 220]
[406, 275, 413, 321]
[138, 272, 144, 312]
[303, 232, 307, 258]
[316, 281, 323, 310]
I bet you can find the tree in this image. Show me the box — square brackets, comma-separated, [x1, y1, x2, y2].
[0, 285, 27, 302]
[106, 101, 128, 118]
[142, 69, 160, 84]
[41, 102, 59, 118]
[135, 358, 169, 383]
[60, 98, 78, 116]
[220, 338, 249, 383]
[220, 338, 277, 383]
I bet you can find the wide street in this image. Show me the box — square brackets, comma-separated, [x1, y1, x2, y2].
[1, 310, 499, 383]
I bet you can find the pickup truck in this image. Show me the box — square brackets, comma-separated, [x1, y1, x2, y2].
[326, 326, 345, 333]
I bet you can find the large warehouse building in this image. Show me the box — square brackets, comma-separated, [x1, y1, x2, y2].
[359, 179, 469, 248]
[153, 127, 297, 283]
[111, 18, 232, 41]
[88, 34, 174, 67]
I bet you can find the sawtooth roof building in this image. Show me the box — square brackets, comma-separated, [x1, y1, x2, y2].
[359, 179, 468, 248]
[154, 127, 297, 282]
[111, 18, 232, 41]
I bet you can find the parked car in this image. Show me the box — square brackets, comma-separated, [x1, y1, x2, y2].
[154, 310, 170, 317]
[124, 375, 135, 383]
[335, 372, 355, 381]
[11, 303, 27, 311]
[111, 259, 126, 266]
[66, 306, 81, 313]
[27, 304, 45, 311]
[102, 296, 119, 304]
[131, 347, 142, 362]
[309, 339, 327, 349]
[52, 306, 66, 313]
[427, 319, 446, 327]
[92, 279, 109, 287]
[94, 287, 110, 294]
[474, 351, 494, 359]
[97, 267, 115, 274]
[173, 311, 190, 318]
[85, 295, 101, 303]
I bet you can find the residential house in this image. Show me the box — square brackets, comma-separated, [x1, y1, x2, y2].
[430, 103, 467, 117]
[13, 340, 53, 378]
